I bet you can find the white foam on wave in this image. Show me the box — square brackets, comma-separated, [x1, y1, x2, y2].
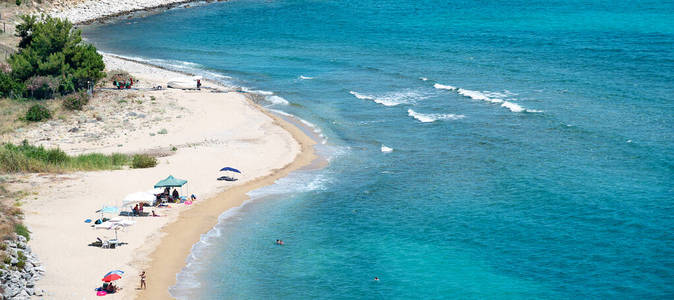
[434, 83, 457, 91]
[457, 89, 497, 102]
[246, 89, 274, 95]
[349, 90, 428, 107]
[266, 95, 290, 105]
[500, 101, 525, 113]
[457, 88, 540, 113]
[381, 145, 393, 153]
[349, 91, 375, 100]
[407, 109, 465, 123]
[299, 75, 314, 80]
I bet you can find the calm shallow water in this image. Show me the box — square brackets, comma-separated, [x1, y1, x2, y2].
[83, 0, 674, 298]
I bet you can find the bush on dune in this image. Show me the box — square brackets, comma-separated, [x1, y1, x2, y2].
[24, 104, 51, 122]
[0, 15, 105, 101]
[132, 154, 157, 169]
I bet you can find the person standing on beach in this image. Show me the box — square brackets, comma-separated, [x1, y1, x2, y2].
[139, 271, 146, 290]
[197, 79, 202, 90]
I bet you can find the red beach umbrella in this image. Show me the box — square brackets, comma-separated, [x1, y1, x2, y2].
[102, 273, 122, 282]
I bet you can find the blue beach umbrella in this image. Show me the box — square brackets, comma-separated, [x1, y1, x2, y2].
[99, 206, 119, 214]
[219, 167, 241, 173]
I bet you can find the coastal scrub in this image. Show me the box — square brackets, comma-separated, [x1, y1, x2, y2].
[0, 141, 158, 173]
[1, 15, 105, 100]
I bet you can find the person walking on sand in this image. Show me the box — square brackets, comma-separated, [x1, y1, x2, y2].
[139, 271, 146, 289]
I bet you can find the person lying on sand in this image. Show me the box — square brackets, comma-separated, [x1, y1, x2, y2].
[152, 210, 163, 217]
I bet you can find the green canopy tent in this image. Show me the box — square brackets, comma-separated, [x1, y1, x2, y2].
[154, 175, 187, 188]
[154, 175, 188, 201]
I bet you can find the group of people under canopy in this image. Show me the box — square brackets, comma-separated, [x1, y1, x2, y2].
[121, 175, 190, 217]
[154, 175, 188, 203]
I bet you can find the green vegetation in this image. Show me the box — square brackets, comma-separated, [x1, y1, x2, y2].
[14, 224, 29, 241]
[132, 154, 157, 168]
[0, 15, 105, 101]
[24, 104, 51, 121]
[158, 128, 168, 134]
[0, 141, 158, 173]
[62, 91, 89, 110]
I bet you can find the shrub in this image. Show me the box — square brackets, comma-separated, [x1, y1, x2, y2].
[58, 75, 75, 95]
[15, 224, 30, 241]
[2, 256, 10, 265]
[8, 15, 105, 98]
[25, 104, 51, 122]
[15, 0, 21, 6]
[0, 72, 25, 98]
[62, 91, 89, 110]
[16, 260, 25, 269]
[132, 154, 157, 168]
[108, 69, 132, 83]
[158, 128, 168, 134]
[25, 76, 59, 99]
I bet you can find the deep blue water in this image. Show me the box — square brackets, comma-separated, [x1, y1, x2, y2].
[83, 0, 674, 298]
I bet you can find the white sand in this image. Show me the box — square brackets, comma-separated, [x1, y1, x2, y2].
[16, 55, 305, 299]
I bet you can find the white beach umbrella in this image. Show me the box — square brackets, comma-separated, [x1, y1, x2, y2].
[122, 192, 156, 207]
[147, 188, 164, 195]
[96, 223, 125, 240]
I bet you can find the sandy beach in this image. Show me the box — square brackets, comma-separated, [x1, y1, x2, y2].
[6, 55, 317, 298]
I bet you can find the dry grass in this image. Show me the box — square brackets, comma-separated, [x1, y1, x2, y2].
[0, 97, 73, 135]
[0, 183, 26, 240]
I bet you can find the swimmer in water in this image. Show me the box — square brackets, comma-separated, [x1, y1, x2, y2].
[374, 277, 379, 281]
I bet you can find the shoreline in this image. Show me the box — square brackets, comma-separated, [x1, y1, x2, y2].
[110, 55, 321, 300]
[137, 107, 318, 300]
[52, 0, 227, 25]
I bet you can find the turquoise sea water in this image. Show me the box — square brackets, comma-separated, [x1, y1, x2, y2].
[82, 0, 673, 298]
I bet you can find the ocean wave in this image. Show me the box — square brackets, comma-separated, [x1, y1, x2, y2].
[407, 109, 465, 123]
[243, 88, 274, 95]
[457, 88, 540, 113]
[299, 75, 314, 80]
[349, 91, 375, 100]
[266, 95, 290, 105]
[434, 83, 457, 91]
[381, 145, 393, 153]
[349, 90, 428, 107]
